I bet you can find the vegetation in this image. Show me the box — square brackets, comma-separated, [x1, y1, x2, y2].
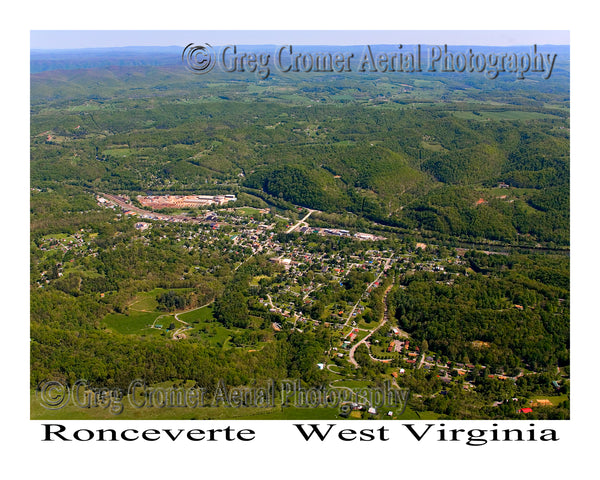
[30, 46, 569, 420]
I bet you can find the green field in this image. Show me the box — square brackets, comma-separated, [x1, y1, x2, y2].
[249, 275, 271, 287]
[236, 207, 263, 216]
[103, 311, 172, 336]
[178, 304, 216, 323]
[103, 290, 207, 336]
[421, 141, 447, 152]
[528, 394, 569, 406]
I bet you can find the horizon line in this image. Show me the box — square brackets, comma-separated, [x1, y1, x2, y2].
[30, 42, 571, 52]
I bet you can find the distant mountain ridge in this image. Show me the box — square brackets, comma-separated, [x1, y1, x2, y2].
[31, 44, 570, 73]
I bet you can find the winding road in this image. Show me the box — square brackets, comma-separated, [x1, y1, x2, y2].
[171, 301, 214, 339]
[348, 281, 395, 368]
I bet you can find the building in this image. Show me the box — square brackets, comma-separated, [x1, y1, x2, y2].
[134, 222, 151, 231]
[137, 194, 237, 209]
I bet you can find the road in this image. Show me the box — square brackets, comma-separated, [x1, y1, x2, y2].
[171, 301, 214, 339]
[348, 281, 395, 368]
[343, 253, 394, 330]
[286, 209, 314, 234]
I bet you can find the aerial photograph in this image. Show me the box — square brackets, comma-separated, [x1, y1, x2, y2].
[30, 31, 570, 421]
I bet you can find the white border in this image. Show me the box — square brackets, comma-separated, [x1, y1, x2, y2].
[4, 1, 598, 478]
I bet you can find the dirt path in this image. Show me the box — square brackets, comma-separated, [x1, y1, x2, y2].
[170, 301, 214, 339]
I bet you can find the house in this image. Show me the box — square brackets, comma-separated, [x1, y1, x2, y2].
[134, 222, 151, 231]
[519, 408, 533, 414]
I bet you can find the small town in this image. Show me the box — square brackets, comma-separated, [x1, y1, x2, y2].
[30, 192, 561, 417]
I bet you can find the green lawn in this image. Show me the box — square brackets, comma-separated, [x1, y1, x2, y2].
[236, 207, 263, 216]
[125, 287, 195, 313]
[187, 322, 234, 348]
[179, 304, 215, 323]
[249, 275, 271, 287]
[332, 379, 374, 389]
[103, 147, 133, 158]
[421, 141, 447, 152]
[528, 394, 569, 406]
[103, 311, 172, 336]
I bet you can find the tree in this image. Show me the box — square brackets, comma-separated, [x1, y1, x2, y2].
[214, 289, 249, 328]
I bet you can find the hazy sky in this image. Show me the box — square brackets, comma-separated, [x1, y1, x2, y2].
[31, 30, 569, 49]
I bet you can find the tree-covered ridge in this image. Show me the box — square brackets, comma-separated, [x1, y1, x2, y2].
[32, 98, 568, 245]
[391, 252, 569, 372]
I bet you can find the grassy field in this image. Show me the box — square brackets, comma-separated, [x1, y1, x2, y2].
[249, 275, 271, 287]
[527, 394, 569, 406]
[103, 311, 168, 336]
[103, 289, 203, 336]
[421, 141, 447, 152]
[107, 301, 272, 349]
[126, 288, 183, 312]
[236, 207, 263, 216]
[178, 304, 215, 323]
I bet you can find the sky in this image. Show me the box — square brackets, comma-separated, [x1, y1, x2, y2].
[30, 30, 570, 50]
